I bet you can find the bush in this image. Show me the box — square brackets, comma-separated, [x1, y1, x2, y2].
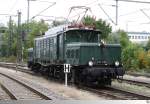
[122, 44, 139, 71]
[6, 56, 16, 63]
[0, 56, 16, 63]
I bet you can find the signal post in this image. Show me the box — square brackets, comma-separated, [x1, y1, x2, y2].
[64, 64, 71, 87]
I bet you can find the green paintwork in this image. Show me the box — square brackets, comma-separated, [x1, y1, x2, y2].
[65, 43, 121, 65]
[34, 36, 57, 65]
[33, 27, 121, 66]
[103, 45, 121, 64]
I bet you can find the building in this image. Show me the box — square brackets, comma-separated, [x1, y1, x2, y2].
[127, 32, 150, 44]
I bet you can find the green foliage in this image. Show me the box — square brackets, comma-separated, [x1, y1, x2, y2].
[107, 31, 120, 44]
[122, 44, 140, 70]
[82, 16, 112, 39]
[0, 56, 16, 63]
[26, 20, 48, 48]
[108, 30, 150, 72]
[51, 20, 66, 27]
[22, 20, 48, 59]
[118, 30, 130, 48]
[82, 16, 95, 26]
[107, 30, 130, 47]
[95, 19, 112, 39]
[0, 20, 48, 60]
[146, 39, 150, 50]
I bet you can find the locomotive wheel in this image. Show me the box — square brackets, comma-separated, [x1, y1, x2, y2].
[48, 66, 54, 77]
[31, 64, 41, 73]
[98, 78, 112, 86]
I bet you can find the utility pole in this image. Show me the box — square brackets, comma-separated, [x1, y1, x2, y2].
[8, 16, 13, 56]
[17, 11, 22, 65]
[27, 0, 30, 34]
[116, 0, 118, 25]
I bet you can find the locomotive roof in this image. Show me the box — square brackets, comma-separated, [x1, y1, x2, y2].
[35, 24, 101, 41]
[66, 43, 121, 47]
[27, 48, 33, 52]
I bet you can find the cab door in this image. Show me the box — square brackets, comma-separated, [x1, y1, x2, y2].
[57, 33, 64, 62]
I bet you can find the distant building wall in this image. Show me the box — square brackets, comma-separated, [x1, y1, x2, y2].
[127, 32, 150, 44]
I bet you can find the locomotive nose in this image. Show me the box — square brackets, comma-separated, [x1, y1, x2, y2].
[84, 67, 124, 79]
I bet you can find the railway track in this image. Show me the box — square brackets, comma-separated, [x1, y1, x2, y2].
[127, 72, 150, 78]
[0, 62, 34, 75]
[0, 73, 50, 100]
[118, 78, 150, 88]
[0, 71, 65, 100]
[79, 86, 150, 100]
[0, 62, 150, 100]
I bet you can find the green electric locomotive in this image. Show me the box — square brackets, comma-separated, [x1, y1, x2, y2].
[27, 24, 124, 85]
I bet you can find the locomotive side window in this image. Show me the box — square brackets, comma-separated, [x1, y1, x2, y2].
[71, 50, 74, 58]
[76, 50, 79, 58]
[66, 50, 70, 58]
[38, 40, 40, 58]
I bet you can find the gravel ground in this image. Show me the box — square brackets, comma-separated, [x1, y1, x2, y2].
[112, 80, 150, 96]
[0, 67, 106, 100]
[0, 85, 11, 100]
[112, 74, 150, 96]
[0, 74, 44, 100]
[123, 75, 150, 83]
[1, 67, 150, 100]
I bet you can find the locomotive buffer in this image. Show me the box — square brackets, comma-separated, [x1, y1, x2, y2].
[64, 64, 71, 86]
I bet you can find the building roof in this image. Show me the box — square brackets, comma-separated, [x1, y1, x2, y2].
[127, 32, 150, 35]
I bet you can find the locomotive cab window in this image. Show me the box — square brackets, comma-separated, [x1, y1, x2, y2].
[66, 30, 101, 43]
[75, 50, 79, 58]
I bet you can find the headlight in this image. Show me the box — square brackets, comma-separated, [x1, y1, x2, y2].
[88, 61, 93, 66]
[115, 61, 119, 67]
[101, 40, 105, 44]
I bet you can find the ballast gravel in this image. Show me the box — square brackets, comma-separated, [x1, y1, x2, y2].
[0, 67, 106, 100]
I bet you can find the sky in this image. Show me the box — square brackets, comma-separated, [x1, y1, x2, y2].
[0, 0, 150, 32]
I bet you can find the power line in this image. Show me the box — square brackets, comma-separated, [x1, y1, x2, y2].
[115, 0, 150, 4]
[140, 9, 150, 21]
[97, 0, 116, 25]
[0, 14, 17, 16]
[9, 0, 19, 13]
[31, 2, 56, 20]
[113, 0, 150, 25]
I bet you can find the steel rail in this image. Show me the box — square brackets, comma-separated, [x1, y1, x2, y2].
[107, 86, 150, 100]
[78, 85, 127, 99]
[0, 72, 52, 100]
[1, 62, 150, 99]
[118, 78, 150, 88]
[77, 85, 150, 100]
[0, 83, 18, 100]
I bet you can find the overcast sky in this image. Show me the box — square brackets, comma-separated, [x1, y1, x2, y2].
[0, 0, 150, 32]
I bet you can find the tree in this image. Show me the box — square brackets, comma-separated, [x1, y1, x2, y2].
[122, 44, 140, 70]
[82, 16, 95, 26]
[82, 16, 112, 39]
[95, 19, 112, 39]
[107, 30, 130, 48]
[107, 31, 120, 44]
[118, 30, 130, 48]
[21, 20, 49, 49]
[51, 20, 66, 27]
[146, 39, 150, 50]
[0, 20, 48, 59]
[22, 20, 48, 58]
